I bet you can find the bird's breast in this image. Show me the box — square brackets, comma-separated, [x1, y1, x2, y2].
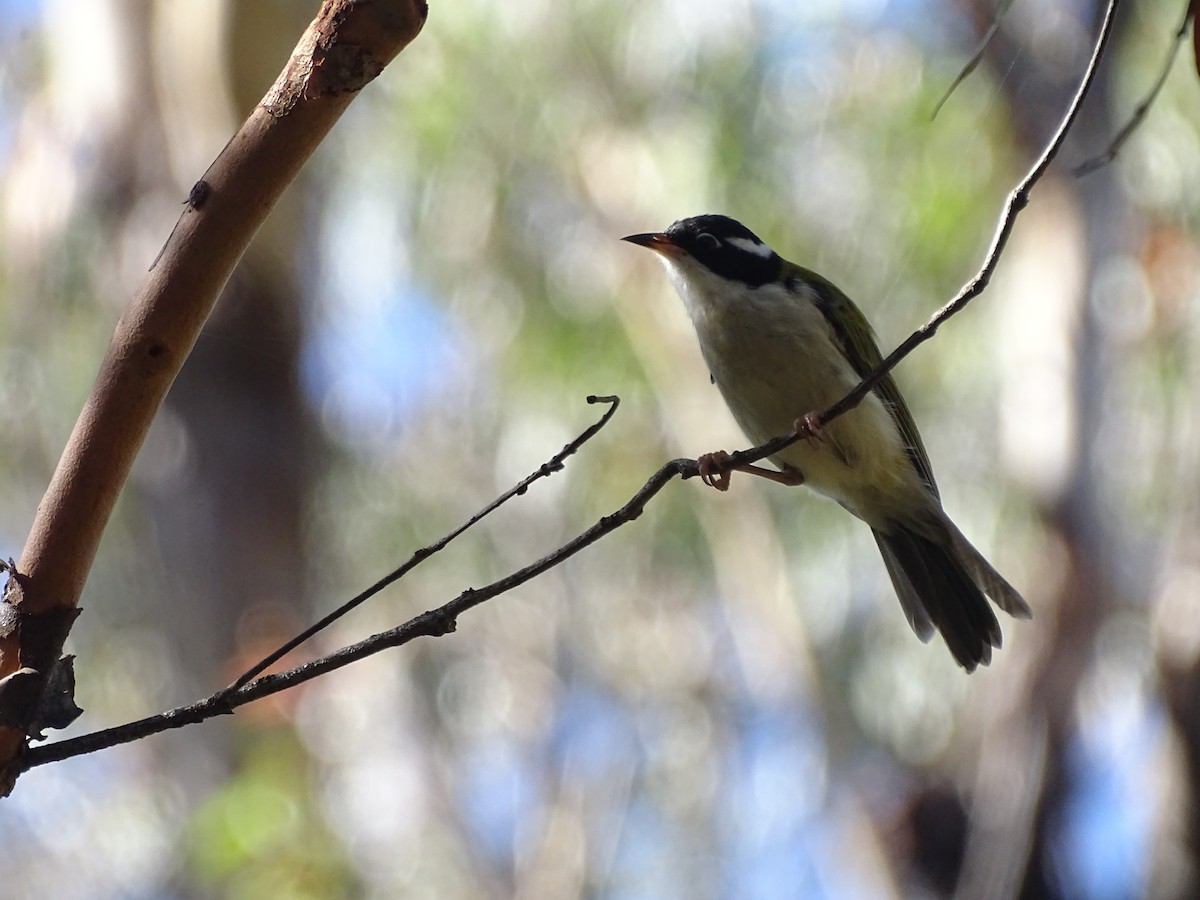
[689, 286, 921, 523]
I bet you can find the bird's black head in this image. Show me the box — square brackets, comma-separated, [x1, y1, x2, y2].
[624, 215, 782, 287]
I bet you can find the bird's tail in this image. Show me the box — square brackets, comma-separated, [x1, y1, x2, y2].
[872, 521, 1030, 672]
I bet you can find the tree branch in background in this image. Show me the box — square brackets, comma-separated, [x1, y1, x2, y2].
[220, 394, 621, 698]
[1074, 0, 1193, 177]
[13, 0, 1120, 779]
[931, 0, 1015, 120]
[0, 0, 429, 795]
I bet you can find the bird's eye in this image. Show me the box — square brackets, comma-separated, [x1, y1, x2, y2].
[696, 232, 720, 251]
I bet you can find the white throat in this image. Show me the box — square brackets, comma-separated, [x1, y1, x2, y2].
[656, 254, 744, 324]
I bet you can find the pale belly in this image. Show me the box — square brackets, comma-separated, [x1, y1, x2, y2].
[694, 303, 926, 526]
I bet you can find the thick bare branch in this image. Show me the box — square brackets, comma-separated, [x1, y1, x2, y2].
[0, 0, 428, 793]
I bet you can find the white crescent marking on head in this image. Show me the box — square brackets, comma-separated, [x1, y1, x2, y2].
[727, 236, 773, 258]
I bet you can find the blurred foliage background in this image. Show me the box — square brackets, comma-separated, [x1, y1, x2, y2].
[1, 0, 1198, 897]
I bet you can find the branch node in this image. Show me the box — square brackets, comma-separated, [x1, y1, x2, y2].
[211, 694, 237, 717]
[425, 609, 457, 636]
[186, 180, 211, 210]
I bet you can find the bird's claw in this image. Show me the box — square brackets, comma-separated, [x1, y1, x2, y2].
[697, 450, 732, 492]
[794, 411, 824, 447]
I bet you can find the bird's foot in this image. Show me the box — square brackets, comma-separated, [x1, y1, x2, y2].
[793, 411, 824, 447]
[764, 464, 805, 487]
[696, 452, 805, 491]
[697, 450, 733, 492]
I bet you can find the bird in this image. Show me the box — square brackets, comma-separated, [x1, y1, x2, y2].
[623, 214, 1030, 670]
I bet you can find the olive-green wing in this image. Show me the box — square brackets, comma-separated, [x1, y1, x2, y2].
[793, 265, 939, 499]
